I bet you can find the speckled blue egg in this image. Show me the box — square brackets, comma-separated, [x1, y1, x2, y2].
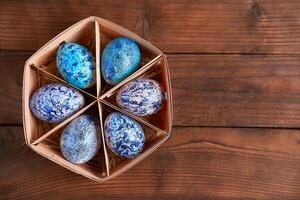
[60, 115, 101, 164]
[104, 112, 145, 158]
[57, 42, 96, 89]
[101, 37, 141, 85]
[29, 83, 85, 123]
[116, 78, 166, 116]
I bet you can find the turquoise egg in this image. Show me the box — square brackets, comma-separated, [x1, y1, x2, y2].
[101, 37, 141, 85]
[29, 83, 85, 123]
[56, 42, 96, 89]
[60, 115, 101, 164]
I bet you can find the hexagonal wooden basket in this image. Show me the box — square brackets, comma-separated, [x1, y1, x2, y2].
[22, 16, 173, 181]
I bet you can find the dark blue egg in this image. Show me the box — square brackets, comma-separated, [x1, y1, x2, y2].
[104, 112, 145, 158]
[57, 42, 96, 89]
[29, 83, 85, 123]
[116, 78, 166, 116]
[60, 115, 101, 164]
[101, 37, 141, 85]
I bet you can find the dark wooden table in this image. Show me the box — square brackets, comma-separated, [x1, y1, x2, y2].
[2, 1, 300, 199]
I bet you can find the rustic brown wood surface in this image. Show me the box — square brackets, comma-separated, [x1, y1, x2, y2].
[1, 0, 300, 199]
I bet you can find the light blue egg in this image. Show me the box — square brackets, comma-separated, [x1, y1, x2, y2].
[60, 115, 101, 164]
[101, 37, 141, 85]
[116, 78, 166, 116]
[29, 83, 85, 123]
[56, 42, 96, 89]
[104, 112, 145, 158]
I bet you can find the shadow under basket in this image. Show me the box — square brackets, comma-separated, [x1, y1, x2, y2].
[23, 16, 173, 182]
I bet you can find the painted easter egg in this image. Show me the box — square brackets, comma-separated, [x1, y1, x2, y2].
[56, 42, 96, 89]
[116, 78, 166, 116]
[101, 37, 141, 85]
[60, 114, 101, 164]
[29, 83, 84, 123]
[104, 112, 145, 158]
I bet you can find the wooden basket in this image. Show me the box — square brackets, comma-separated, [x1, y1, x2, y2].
[22, 16, 173, 182]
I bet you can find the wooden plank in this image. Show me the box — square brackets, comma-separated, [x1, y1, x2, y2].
[2, 1, 300, 53]
[4, 51, 300, 128]
[0, 0, 144, 51]
[170, 54, 300, 127]
[1, 126, 300, 199]
[0, 51, 31, 124]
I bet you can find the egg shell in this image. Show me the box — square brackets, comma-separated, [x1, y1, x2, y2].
[56, 42, 96, 89]
[60, 114, 101, 164]
[116, 78, 166, 116]
[101, 37, 141, 85]
[29, 83, 85, 123]
[104, 112, 145, 158]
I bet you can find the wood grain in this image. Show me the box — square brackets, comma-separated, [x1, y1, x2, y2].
[2, 0, 300, 53]
[2, 1, 300, 199]
[1, 126, 300, 200]
[0, 51, 31, 124]
[170, 54, 300, 127]
[5, 51, 300, 128]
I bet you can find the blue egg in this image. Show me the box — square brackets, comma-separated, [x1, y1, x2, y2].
[101, 37, 141, 85]
[104, 112, 145, 158]
[56, 42, 96, 89]
[30, 83, 85, 123]
[60, 115, 101, 164]
[116, 79, 166, 116]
